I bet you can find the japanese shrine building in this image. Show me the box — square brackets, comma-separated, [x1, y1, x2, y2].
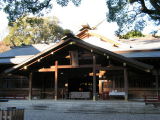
[0, 27, 160, 101]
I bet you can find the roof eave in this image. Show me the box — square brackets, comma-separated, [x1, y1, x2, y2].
[3, 37, 154, 74]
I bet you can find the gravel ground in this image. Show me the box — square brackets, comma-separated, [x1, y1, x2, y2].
[24, 109, 160, 120]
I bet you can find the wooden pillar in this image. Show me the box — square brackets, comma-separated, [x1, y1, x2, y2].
[113, 76, 116, 90]
[55, 61, 58, 100]
[28, 72, 33, 100]
[124, 68, 128, 101]
[99, 80, 103, 95]
[155, 71, 159, 97]
[93, 55, 97, 101]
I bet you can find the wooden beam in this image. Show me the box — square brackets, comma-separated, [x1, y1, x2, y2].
[55, 61, 58, 100]
[93, 55, 97, 101]
[88, 32, 121, 47]
[51, 64, 101, 69]
[96, 66, 124, 70]
[38, 64, 101, 72]
[124, 68, 128, 101]
[38, 65, 123, 72]
[28, 72, 32, 100]
[38, 68, 55, 72]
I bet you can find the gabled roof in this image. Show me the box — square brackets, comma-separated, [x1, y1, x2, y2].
[118, 35, 160, 50]
[4, 36, 153, 74]
[119, 50, 160, 58]
[0, 44, 52, 58]
[0, 44, 54, 64]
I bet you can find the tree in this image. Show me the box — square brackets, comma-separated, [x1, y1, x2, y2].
[3, 16, 72, 46]
[106, 0, 160, 35]
[119, 30, 145, 39]
[0, 0, 159, 34]
[129, 0, 160, 20]
[0, 0, 81, 25]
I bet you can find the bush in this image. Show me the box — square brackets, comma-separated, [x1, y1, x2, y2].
[119, 30, 145, 39]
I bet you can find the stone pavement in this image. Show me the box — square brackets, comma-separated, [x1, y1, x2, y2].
[1, 100, 160, 120]
[24, 110, 160, 120]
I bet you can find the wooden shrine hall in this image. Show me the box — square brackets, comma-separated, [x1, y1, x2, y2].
[0, 35, 157, 101]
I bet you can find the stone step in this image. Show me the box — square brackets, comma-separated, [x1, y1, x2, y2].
[1, 100, 160, 114]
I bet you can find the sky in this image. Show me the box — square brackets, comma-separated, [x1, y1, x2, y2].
[0, 11, 8, 41]
[0, 0, 159, 41]
[0, 0, 118, 41]
[49, 0, 116, 33]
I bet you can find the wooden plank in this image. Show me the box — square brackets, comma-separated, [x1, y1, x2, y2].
[38, 68, 55, 72]
[8, 110, 12, 120]
[28, 72, 32, 100]
[3, 110, 7, 120]
[93, 55, 97, 101]
[0, 110, 2, 120]
[51, 64, 101, 69]
[39, 65, 122, 72]
[38, 64, 101, 72]
[55, 61, 58, 100]
[124, 68, 128, 101]
[88, 32, 120, 46]
[96, 66, 124, 70]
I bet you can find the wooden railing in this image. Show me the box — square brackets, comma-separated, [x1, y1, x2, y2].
[0, 107, 24, 120]
[0, 95, 27, 100]
[144, 95, 160, 107]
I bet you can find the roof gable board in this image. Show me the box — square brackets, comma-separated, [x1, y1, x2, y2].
[74, 38, 153, 71]
[4, 39, 71, 73]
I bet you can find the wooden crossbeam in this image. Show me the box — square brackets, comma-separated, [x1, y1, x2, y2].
[38, 68, 55, 72]
[38, 65, 100, 72]
[50, 64, 101, 69]
[38, 64, 124, 72]
[96, 66, 124, 70]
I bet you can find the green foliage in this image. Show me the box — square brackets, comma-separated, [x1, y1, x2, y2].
[106, 0, 146, 35]
[0, 0, 160, 34]
[106, 0, 160, 35]
[0, 0, 81, 24]
[119, 30, 145, 39]
[3, 16, 72, 46]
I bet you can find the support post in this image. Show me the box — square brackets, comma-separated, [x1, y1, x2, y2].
[28, 72, 33, 100]
[93, 55, 97, 101]
[155, 71, 159, 97]
[113, 76, 116, 90]
[99, 80, 102, 95]
[124, 68, 128, 101]
[55, 61, 58, 100]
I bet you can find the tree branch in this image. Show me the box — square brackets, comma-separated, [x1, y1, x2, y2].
[24, 0, 39, 4]
[150, 0, 160, 11]
[139, 0, 160, 15]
